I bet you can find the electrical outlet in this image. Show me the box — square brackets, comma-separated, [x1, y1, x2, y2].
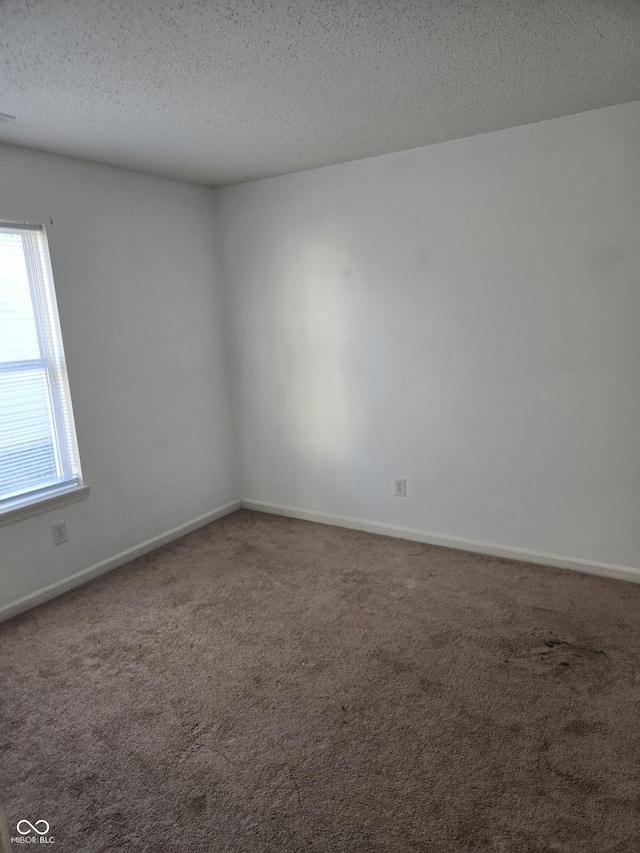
[52, 522, 68, 545]
[394, 479, 406, 497]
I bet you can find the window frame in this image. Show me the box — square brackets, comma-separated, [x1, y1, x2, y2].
[0, 221, 89, 524]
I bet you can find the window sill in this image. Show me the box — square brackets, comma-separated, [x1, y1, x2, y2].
[0, 484, 90, 525]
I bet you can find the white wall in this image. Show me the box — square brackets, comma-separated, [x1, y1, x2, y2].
[2, 100, 638, 610]
[216, 101, 640, 570]
[0, 144, 238, 614]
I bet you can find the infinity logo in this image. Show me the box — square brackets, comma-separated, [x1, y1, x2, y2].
[17, 819, 50, 836]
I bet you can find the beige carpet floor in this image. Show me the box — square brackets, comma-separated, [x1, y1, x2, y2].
[1, 509, 640, 852]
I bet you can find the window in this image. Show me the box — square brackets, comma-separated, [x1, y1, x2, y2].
[0, 222, 86, 520]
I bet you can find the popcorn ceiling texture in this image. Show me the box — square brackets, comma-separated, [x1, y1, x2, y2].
[0, 0, 639, 186]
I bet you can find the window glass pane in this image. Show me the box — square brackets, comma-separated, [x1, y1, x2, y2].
[0, 233, 40, 362]
[0, 223, 82, 509]
[0, 368, 58, 499]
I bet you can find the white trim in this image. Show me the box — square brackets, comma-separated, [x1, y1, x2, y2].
[0, 499, 241, 623]
[241, 499, 640, 585]
[0, 484, 90, 525]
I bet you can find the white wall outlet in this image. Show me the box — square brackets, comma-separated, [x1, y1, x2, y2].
[52, 522, 68, 545]
[394, 479, 406, 497]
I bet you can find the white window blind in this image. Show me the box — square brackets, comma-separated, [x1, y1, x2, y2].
[0, 222, 83, 510]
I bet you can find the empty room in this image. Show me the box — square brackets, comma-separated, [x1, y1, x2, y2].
[1, 1, 639, 850]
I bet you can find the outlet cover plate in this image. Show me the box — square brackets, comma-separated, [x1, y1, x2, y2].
[394, 479, 406, 497]
[52, 522, 68, 545]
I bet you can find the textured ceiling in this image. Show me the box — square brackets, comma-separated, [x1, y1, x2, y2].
[1, 0, 639, 187]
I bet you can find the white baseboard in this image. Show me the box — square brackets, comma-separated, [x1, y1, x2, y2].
[241, 499, 640, 585]
[0, 499, 241, 623]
